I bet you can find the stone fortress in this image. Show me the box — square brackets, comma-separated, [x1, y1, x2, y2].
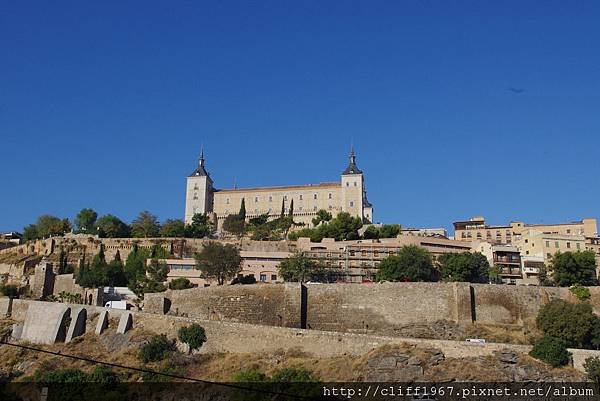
[184, 147, 374, 229]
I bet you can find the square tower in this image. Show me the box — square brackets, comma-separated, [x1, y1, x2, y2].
[340, 148, 365, 221]
[184, 150, 214, 224]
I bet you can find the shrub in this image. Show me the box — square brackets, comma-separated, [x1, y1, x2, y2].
[270, 367, 319, 382]
[231, 274, 257, 285]
[168, 277, 194, 290]
[569, 284, 591, 301]
[232, 367, 268, 382]
[584, 356, 600, 384]
[536, 299, 597, 348]
[0, 284, 19, 298]
[138, 335, 175, 363]
[34, 367, 90, 383]
[178, 324, 207, 353]
[529, 336, 571, 367]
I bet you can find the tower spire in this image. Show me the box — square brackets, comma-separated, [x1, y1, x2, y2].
[342, 144, 362, 175]
[199, 145, 205, 167]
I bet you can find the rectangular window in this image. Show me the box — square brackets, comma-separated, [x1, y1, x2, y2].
[284, 195, 287, 201]
[349, 201, 354, 207]
[577, 243, 581, 250]
[226, 198, 230, 204]
[299, 195, 303, 200]
[328, 193, 332, 199]
[269, 196, 272, 202]
[255, 197, 258, 202]
[555, 241, 559, 248]
[566, 242, 571, 249]
[546, 241, 550, 247]
[260, 274, 267, 282]
[271, 274, 277, 281]
[313, 194, 317, 199]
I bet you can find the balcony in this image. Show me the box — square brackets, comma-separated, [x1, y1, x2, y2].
[499, 267, 522, 277]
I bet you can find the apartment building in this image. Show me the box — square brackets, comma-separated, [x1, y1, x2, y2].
[296, 235, 473, 283]
[474, 242, 522, 283]
[454, 216, 597, 245]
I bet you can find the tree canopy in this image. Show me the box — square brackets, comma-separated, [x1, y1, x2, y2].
[23, 214, 71, 241]
[160, 219, 186, 237]
[131, 211, 160, 238]
[551, 251, 597, 286]
[439, 252, 490, 283]
[536, 299, 600, 349]
[363, 224, 401, 239]
[74, 208, 98, 233]
[289, 212, 362, 242]
[376, 245, 436, 282]
[95, 214, 130, 238]
[278, 254, 327, 282]
[184, 213, 214, 238]
[195, 242, 241, 285]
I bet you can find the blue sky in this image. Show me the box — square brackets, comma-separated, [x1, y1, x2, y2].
[1, 1, 599, 234]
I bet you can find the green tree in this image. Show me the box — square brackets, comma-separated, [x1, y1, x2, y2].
[22, 224, 39, 241]
[0, 284, 19, 298]
[291, 212, 361, 242]
[223, 214, 245, 237]
[239, 198, 246, 220]
[536, 299, 597, 348]
[106, 255, 127, 287]
[77, 245, 109, 288]
[195, 242, 241, 285]
[551, 251, 597, 286]
[363, 225, 380, 239]
[95, 214, 130, 238]
[288, 199, 294, 218]
[376, 245, 436, 282]
[379, 224, 401, 238]
[489, 265, 503, 284]
[185, 213, 214, 238]
[160, 219, 186, 237]
[278, 254, 324, 282]
[135, 258, 168, 295]
[131, 211, 160, 238]
[178, 323, 207, 353]
[529, 336, 571, 367]
[138, 334, 175, 363]
[439, 252, 489, 283]
[74, 208, 98, 233]
[36, 215, 71, 238]
[584, 356, 600, 384]
[311, 209, 332, 227]
[168, 277, 194, 290]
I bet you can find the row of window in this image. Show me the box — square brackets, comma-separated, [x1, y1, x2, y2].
[225, 193, 336, 204]
[545, 240, 581, 250]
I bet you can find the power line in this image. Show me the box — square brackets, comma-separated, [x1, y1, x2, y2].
[0, 340, 313, 399]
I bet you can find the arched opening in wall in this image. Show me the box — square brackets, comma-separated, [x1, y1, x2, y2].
[88, 294, 93, 305]
[55, 308, 72, 343]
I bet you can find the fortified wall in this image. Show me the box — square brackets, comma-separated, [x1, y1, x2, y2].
[144, 282, 600, 334]
[2, 297, 599, 372]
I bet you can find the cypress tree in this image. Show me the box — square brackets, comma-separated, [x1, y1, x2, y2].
[288, 199, 294, 219]
[280, 199, 285, 219]
[239, 198, 246, 220]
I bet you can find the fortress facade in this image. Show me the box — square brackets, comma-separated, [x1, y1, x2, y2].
[184, 149, 374, 229]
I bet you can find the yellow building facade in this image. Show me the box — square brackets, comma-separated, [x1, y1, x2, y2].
[184, 149, 374, 229]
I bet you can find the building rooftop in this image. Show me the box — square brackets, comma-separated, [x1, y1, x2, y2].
[215, 182, 341, 193]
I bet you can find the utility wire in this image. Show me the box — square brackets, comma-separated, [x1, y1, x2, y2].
[0, 340, 314, 400]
